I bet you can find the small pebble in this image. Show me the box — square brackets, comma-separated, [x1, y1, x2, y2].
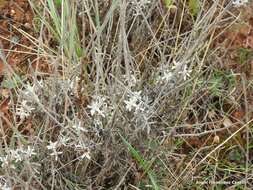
[10, 9, 15, 16]
[213, 135, 220, 144]
[24, 22, 31, 29]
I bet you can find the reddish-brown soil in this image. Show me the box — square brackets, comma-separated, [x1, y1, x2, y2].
[0, 0, 35, 131]
[0, 0, 34, 74]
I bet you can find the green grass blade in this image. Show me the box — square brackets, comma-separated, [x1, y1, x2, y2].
[189, 0, 200, 17]
[119, 133, 160, 190]
[55, 0, 62, 7]
[164, 0, 173, 9]
[47, 0, 61, 36]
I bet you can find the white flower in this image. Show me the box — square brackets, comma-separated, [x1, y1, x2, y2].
[171, 60, 181, 70]
[9, 149, 23, 162]
[47, 141, 62, 161]
[0, 179, 12, 190]
[24, 146, 36, 157]
[0, 177, 11, 190]
[72, 121, 87, 132]
[87, 96, 107, 117]
[23, 83, 35, 95]
[0, 183, 12, 190]
[80, 151, 91, 160]
[0, 156, 15, 169]
[16, 100, 35, 120]
[0, 156, 9, 168]
[23, 83, 40, 103]
[47, 141, 58, 150]
[49, 151, 63, 161]
[124, 97, 138, 112]
[37, 80, 44, 88]
[58, 135, 71, 146]
[0, 146, 36, 168]
[139, 0, 151, 4]
[232, 0, 248, 6]
[74, 143, 91, 160]
[161, 70, 173, 81]
[9, 146, 36, 162]
[178, 65, 192, 81]
[124, 91, 143, 112]
[74, 143, 87, 150]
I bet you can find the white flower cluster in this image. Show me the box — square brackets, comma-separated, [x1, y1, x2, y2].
[87, 96, 108, 118]
[58, 134, 71, 146]
[47, 121, 91, 161]
[123, 90, 154, 133]
[156, 68, 173, 83]
[232, 0, 248, 6]
[156, 61, 192, 84]
[22, 81, 43, 102]
[46, 141, 62, 161]
[172, 61, 192, 81]
[15, 81, 43, 120]
[16, 100, 35, 120]
[47, 138, 91, 161]
[178, 65, 192, 81]
[124, 91, 144, 113]
[0, 146, 36, 169]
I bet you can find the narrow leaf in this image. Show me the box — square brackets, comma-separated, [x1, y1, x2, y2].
[55, 0, 62, 6]
[164, 0, 173, 9]
[119, 133, 160, 190]
[189, 0, 200, 17]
